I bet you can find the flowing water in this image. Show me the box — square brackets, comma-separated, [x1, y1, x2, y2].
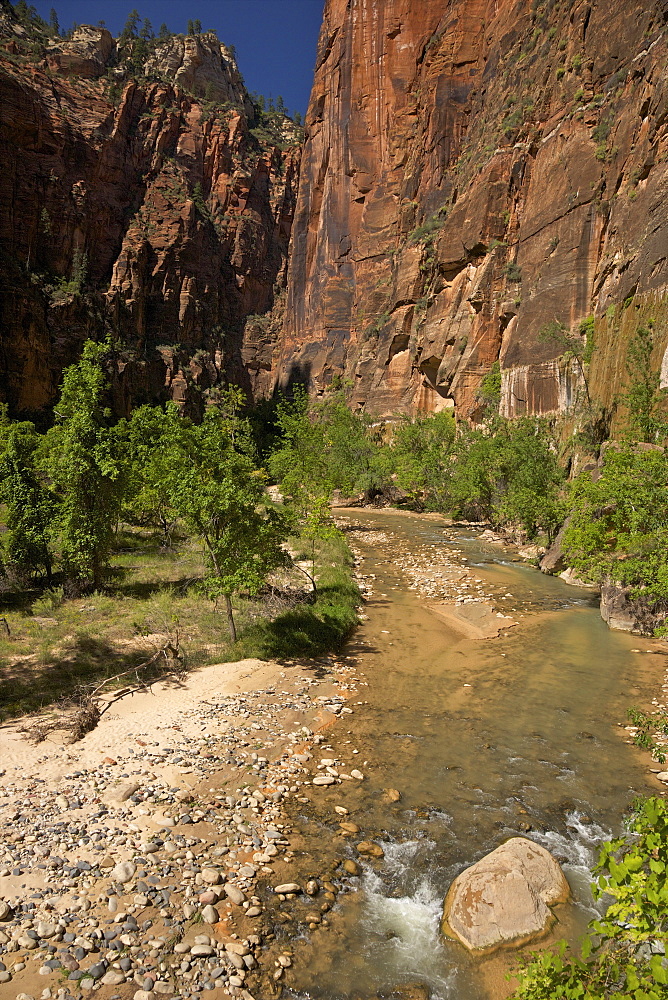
[286, 509, 660, 1000]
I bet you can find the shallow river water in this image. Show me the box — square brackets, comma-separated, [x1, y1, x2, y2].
[287, 509, 660, 1000]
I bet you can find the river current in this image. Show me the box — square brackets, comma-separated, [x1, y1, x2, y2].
[286, 509, 659, 1000]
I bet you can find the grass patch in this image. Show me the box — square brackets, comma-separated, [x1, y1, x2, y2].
[235, 534, 360, 659]
[0, 525, 360, 721]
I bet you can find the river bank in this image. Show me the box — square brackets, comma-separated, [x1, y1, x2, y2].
[0, 510, 665, 1000]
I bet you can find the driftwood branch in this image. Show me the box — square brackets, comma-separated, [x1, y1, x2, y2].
[21, 633, 184, 745]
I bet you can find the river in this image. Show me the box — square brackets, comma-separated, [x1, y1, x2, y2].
[284, 508, 661, 1000]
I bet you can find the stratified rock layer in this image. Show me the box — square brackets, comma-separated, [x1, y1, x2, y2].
[0, 27, 299, 415]
[277, 0, 668, 419]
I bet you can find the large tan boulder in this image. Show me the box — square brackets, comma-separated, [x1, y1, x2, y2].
[442, 837, 569, 951]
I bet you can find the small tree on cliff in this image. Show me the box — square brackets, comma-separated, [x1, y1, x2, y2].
[621, 323, 668, 443]
[120, 9, 140, 42]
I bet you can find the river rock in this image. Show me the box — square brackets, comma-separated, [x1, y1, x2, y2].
[0, 900, 12, 920]
[274, 883, 301, 894]
[201, 904, 219, 923]
[442, 837, 570, 951]
[111, 861, 136, 884]
[356, 841, 384, 858]
[223, 883, 246, 905]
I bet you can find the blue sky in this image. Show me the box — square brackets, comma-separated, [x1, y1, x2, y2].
[32, 0, 324, 115]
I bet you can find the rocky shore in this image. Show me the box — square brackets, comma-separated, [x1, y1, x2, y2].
[0, 643, 373, 1000]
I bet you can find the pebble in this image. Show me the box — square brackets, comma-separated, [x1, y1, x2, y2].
[201, 868, 222, 885]
[201, 904, 219, 923]
[223, 883, 246, 905]
[274, 883, 301, 894]
[111, 861, 136, 884]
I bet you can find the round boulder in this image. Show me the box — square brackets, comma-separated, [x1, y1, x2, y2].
[442, 837, 569, 951]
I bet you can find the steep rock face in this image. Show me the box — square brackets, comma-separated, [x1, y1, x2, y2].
[277, 0, 668, 419]
[46, 25, 115, 78]
[143, 34, 253, 111]
[0, 27, 299, 416]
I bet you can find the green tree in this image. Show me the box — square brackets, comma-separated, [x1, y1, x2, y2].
[621, 324, 667, 443]
[48, 6, 59, 35]
[477, 360, 502, 415]
[139, 17, 153, 40]
[158, 22, 169, 40]
[392, 410, 456, 509]
[120, 8, 140, 41]
[40, 341, 126, 593]
[562, 445, 668, 628]
[120, 404, 180, 545]
[449, 418, 564, 539]
[193, 18, 201, 34]
[0, 422, 57, 583]
[163, 407, 290, 640]
[187, 18, 194, 35]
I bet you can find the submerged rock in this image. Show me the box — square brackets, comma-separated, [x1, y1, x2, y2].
[442, 837, 569, 951]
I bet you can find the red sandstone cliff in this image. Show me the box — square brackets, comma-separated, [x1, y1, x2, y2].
[0, 21, 300, 416]
[277, 0, 668, 422]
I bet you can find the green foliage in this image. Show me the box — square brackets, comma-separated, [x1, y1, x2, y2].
[269, 388, 392, 501]
[39, 340, 125, 593]
[123, 394, 289, 640]
[449, 418, 565, 539]
[238, 532, 359, 659]
[593, 116, 615, 162]
[478, 361, 502, 414]
[120, 8, 140, 42]
[512, 797, 668, 998]
[0, 422, 57, 582]
[392, 411, 456, 510]
[191, 182, 211, 221]
[627, 706, 668, 764]
[407, 206, 448, 246]
[504, 262, 523, 282]
[620, 325, 668, 444]
[46, 248, 88, 304]
[563, 446, 668, 625]
[512, 797, 668, 999]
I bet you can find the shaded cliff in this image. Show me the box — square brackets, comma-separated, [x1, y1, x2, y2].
[0, 17, 301, 417]
[277, 0, 668, 422]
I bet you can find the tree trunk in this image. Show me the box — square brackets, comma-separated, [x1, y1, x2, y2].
[224, 593, 237, 643]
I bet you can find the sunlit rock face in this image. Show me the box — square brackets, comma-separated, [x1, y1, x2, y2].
[0, 25, 299, 416]
[277, 0, 668, 420]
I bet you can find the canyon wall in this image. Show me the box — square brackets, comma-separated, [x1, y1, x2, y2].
[277, 0, 668, 421]
[0, 21, 300, 416]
